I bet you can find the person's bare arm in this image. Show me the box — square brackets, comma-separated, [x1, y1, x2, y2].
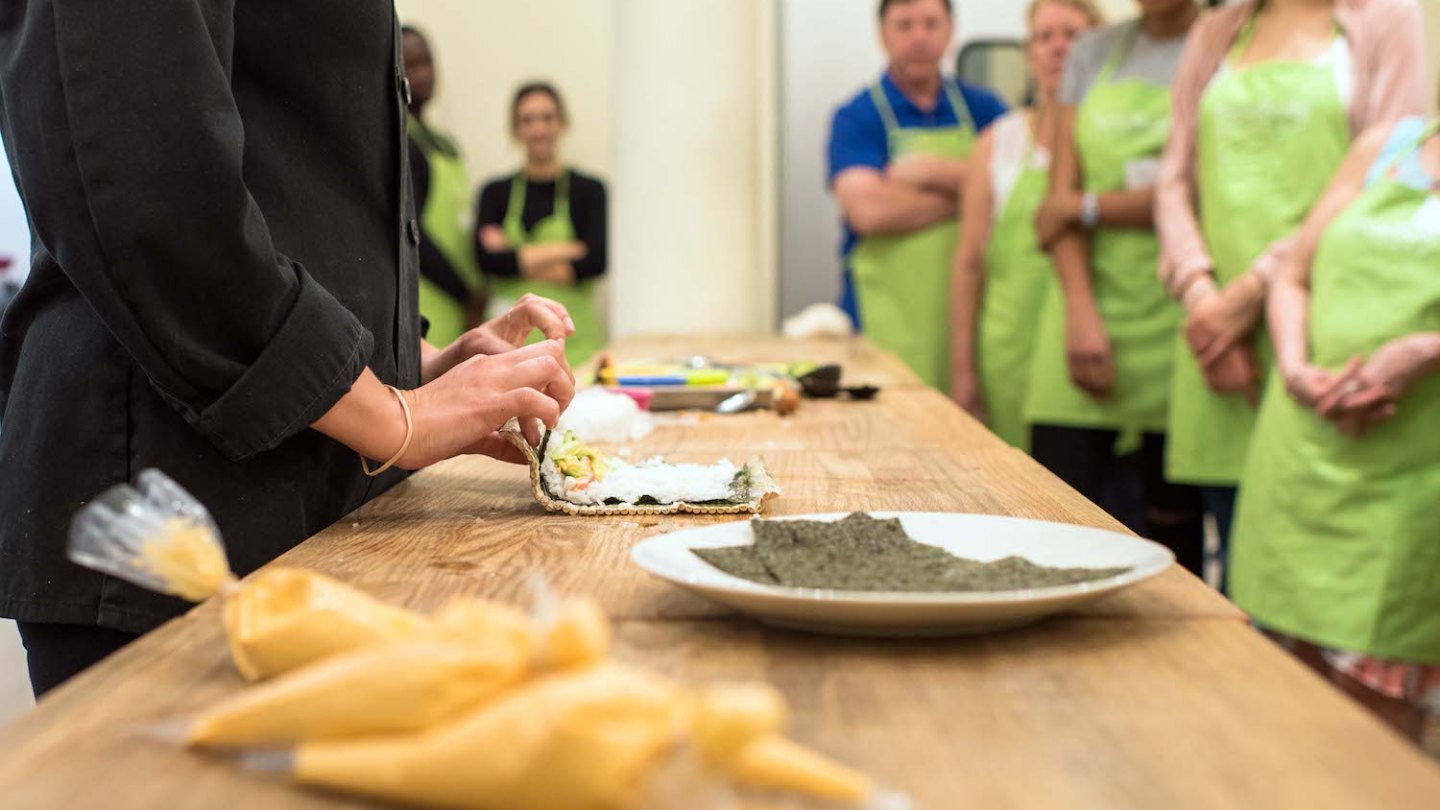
[313, 340, 575, 470]
[1036, 107, 1156, 248]
[888, 153, 969, 195]
[518, 243, 586, 285]
[950, 130, 995, 415]
[1037, 106, 1114, 397]
[1047, 187, 1156, 232]
[833, 166, 958, 237]
[1271, 127, 1386, 403]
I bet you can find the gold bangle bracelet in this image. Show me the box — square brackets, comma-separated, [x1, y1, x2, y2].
[360, 385, 413, 477]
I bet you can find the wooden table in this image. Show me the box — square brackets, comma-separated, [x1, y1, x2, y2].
[2, 335, 1437, 809]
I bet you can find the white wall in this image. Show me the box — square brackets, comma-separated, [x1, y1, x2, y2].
[1098, 0, 1140, 21]
[777, 0, 882, 321]
[611, 0, 777, 336]
[0, 132, 30, 288]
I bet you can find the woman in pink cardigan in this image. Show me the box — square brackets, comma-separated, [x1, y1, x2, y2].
[1153, 0, 1426, 585]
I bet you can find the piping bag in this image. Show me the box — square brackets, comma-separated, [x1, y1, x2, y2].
[183, 591, 610, 749]
[244, 668, 894, 810]
[68, 471, 906, 809]
[68, 469, 435, 680]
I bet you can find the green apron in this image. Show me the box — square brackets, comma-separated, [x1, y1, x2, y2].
[849, 79, 976, 390]
[1024, 28, 1180, 435]
[978, 114, 1052, 451]
[1231, 120, 1440, 663]
[487, 172, 605, 366]
[411, 118, 482, 347]
[1166, 23, 1350, 485]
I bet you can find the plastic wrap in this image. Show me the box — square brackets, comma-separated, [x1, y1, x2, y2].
[68, 469, 234, 601]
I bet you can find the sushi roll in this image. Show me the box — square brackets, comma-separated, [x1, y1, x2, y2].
[501, 422, 779, 516]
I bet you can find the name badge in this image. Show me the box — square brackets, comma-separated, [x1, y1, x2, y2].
[1124, 158, 1161, 190]
[1413, 195, 1440, 233]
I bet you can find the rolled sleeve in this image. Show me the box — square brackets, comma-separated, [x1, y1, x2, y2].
[0, 0, 379, 461]
[193, 266, 373, 461]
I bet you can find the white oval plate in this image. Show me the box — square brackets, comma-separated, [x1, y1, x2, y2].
[631, 512, 1174, 637]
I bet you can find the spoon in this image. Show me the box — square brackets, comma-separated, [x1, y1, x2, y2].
[715, 390, 758, 414]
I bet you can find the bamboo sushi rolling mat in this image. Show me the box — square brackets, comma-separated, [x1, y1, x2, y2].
[1, 335, 1437, 809]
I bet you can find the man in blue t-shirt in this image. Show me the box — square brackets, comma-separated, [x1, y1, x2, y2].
[827, 0, 1005, 388]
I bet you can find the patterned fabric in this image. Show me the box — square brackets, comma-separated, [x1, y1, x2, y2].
[1324, 650, 1440, 758]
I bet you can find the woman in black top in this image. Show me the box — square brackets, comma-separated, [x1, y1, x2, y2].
[476, 83, 608, 364]
[405, 25, 486, 347]
[0, 2, 576, 696]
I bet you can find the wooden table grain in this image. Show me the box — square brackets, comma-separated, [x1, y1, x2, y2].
[1, 335, 1436, 809]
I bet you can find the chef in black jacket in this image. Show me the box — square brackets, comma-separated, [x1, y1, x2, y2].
[0, 1, 577, 696]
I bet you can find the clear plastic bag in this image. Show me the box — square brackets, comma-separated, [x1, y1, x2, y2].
[68, 469, 235, 601]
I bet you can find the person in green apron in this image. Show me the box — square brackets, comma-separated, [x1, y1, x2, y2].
[1152, 0, 1426, 591]
[828, 0, 1008, 390]
[402, 26, 484, 348]
[951, 0, 1103, 450]
[476, 83, 607, 366]
[1023, 2, 1205, 574]
[1232, 116, 1440, 745]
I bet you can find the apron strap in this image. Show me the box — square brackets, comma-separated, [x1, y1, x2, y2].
[869, 81, 901, 136]
[503, 173, 528, 238]
[1378, 119, 1440, 183]
[942, 77, 975, 133]
[1222, 14, 1258, 69]
[1227, 11, 1345, 68]
[1097, 24, 1139, 85]
[870, 76, 975, 156]
[504, 171, 574, 241]
[553, 170, 572, 225]
[409, 116, 459, 159]
[1018, 108, 1050, 169]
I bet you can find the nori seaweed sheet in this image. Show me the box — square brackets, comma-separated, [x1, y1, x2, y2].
[696, 513, 1130, 592]
[693, 547, 780, 585]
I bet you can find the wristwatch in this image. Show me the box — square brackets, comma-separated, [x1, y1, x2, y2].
[1079, 192, 1100, 229]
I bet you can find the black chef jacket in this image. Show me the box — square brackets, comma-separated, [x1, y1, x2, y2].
[0, 1, 421, 633]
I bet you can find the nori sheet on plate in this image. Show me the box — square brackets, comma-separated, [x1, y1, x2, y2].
[695, 513, 1131, 592]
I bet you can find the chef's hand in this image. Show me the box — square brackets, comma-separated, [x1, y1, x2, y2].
[1185, 275, 1264, 367]
[951, 369, 988, 425]
[401, 340, 576, 468]
[1035, 192, 1080, 250]
[1200, 344, 1260, 407]
[422, 293, 576, 383]
[1065, 301, 1115, 399]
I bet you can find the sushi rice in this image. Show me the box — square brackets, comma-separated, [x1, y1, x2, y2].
[540, 431, 744, 507]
